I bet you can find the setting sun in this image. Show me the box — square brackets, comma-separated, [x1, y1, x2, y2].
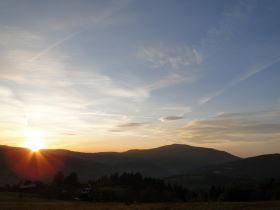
[23, 129, 47, 151]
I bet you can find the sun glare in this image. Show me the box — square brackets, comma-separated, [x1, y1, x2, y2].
[23, 129, 47, 152]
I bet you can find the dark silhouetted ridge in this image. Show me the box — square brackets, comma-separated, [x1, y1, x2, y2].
[166, 153, 280, 190]
[0, 144, 240, 185]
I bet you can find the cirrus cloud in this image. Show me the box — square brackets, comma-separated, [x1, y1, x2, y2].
[139, 46, 203, 70]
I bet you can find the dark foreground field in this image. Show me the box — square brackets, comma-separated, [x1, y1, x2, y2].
[1, 193, 280, 210]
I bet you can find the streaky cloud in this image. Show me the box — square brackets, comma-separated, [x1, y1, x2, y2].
[199, 57, 280, 105]
[160, 116, 184, 122]
[177, 106, 280, 143]
[117, 122, 147, 128]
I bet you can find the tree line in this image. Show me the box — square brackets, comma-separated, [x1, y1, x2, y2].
[1, 171, 280, 202]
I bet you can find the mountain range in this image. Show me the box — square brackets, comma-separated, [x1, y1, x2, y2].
[0, 144, 279, 189]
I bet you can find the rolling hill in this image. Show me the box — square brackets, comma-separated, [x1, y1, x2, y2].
[166, 154, 280, 190]
[0, 144, 239, 185]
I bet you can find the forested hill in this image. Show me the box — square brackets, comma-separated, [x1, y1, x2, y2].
[0, 144, 239, 184]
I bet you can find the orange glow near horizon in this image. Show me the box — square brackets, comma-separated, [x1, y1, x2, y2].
[4, 147, 66, 180]
[2, 128, 68, 180]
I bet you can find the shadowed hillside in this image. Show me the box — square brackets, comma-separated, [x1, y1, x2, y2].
[0, 144, 240, 184]
[166, 154, 280, 190]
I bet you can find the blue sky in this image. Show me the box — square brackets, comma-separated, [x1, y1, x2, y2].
[0, 0, 279, 157]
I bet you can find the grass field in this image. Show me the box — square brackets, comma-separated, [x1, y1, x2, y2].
[0, 192, 280, 210]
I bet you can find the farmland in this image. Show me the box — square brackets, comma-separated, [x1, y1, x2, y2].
[0, 193, 280, 210]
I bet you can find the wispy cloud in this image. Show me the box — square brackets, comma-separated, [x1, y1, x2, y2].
[160, 116, 184, 122]
[117, 122, 147, 128]
[176, 106, 280, 143]
[110, 122, 149, 132]
[92, 71, 193, 101]
[139, 46, 203, 70]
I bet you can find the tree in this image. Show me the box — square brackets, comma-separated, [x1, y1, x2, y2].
[52, 171, 64, 188]
[65, 172, 79, 188]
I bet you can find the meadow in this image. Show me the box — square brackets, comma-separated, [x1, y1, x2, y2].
[1, 193, 280, 210]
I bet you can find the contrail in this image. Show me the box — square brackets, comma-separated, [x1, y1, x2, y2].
[80, 112, 154, 119]
[26, 0, 131, 63]
[199, 56, 280, 105]
[28, 31, 80, 63]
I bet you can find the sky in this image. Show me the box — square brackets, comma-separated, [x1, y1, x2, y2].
[0, 0, 279, 157]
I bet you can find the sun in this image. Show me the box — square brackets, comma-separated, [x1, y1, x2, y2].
[23, 129, 47, 152]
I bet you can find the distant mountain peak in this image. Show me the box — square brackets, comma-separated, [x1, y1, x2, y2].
[126, 144, 201, 152]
